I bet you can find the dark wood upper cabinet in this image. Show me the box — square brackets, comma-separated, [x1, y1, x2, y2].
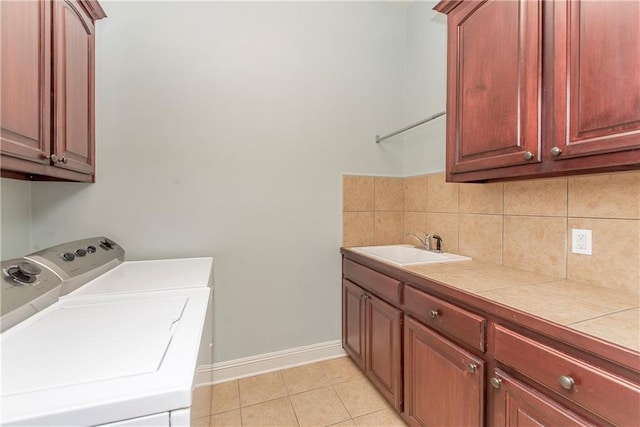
[0, 0, 52, 168]
[546, 0, 640, 168]
[0, 0, 105, 182]
[436, 0, 640, 182]
[53, 0, 96, 175]
[443, 0, 542, 176]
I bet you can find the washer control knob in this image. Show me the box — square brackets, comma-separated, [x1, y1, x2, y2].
[18, 262, 41, 276]
[62, 252, 76, 262]
[75, 249, 87, 257]
[86, 245, 97, 253]
[7, 262, 42, 284]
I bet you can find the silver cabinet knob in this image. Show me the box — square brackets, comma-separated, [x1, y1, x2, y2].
[48, 154, 59, 163]
[550, 146, 562, 157]
[60, 157, 69, 164]
[466, 363, 477, 373]
[489, 377, 502, 389]
[559, 375, 574, 390]
[429, 309, 439, 319]
[523, 151, 534, 160]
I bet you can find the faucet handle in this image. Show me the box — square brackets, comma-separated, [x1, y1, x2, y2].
[432, 235, 443, 252]
[423, 232, 432, 250]
[405, 232, 428, 249]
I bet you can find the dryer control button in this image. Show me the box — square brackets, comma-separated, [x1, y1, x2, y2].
[100, 239, 115, 249]
[62, 252, 76, 262]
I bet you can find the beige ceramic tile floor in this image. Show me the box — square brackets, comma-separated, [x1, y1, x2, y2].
[191, 356, 407, 427]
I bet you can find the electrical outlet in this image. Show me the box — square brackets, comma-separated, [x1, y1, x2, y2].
[572, 229, 592, 255]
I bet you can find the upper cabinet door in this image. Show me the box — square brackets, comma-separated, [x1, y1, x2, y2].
[445, 0, 542, 178]
[0, 0, 52, 166]
[53, 0, 96, 175]
[547, 1, 640, 163]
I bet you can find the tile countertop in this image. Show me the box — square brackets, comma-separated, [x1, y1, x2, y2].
[400, 260, 640, 353]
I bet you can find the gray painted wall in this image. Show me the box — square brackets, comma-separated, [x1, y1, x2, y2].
[1, 179, 32, 260]
[402, 1, 447, 176]
[25, 1, 411, 364]
[0, 1, 448, 365]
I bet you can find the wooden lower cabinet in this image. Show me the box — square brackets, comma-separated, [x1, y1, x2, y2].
[342, 279, 403, 411]
[491, 369, 594, 426]
[403, 316, 484, 427]
[341, 254, 639, 427]
[366, 290, 402, 411]
[342, 279, 365, 369]
[493, 324, 640, 425]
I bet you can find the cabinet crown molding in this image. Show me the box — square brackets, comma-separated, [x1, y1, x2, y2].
[78, 0, 107, 21]
[433, 0, 463, 14]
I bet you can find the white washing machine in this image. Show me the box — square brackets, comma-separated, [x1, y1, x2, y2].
[1, 237, 212, 426]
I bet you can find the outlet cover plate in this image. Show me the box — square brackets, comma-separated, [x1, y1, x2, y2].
[572, 229, 592, 255]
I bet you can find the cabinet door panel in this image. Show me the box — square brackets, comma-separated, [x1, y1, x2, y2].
[404, 316, 484, 427]
[492, 370, 595, 427]
[342, 280, 365, 369]
[0, 0, 51, 164]
[366, 294, 402, 411]
[54, 0, 95, 175]
[550, 0, 640, 160]
[447, 0, 541, 176]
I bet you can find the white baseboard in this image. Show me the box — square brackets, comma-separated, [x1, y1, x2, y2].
[195, 340, 346, 386]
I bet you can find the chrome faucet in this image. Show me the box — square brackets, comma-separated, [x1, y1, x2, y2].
[406, 232, 444, 253]
[406, 232, 431, 250]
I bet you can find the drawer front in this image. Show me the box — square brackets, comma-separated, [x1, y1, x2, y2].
[494, 325, 640, 426]
[343, 259, 402, 306]
[404, 285, 485, 352]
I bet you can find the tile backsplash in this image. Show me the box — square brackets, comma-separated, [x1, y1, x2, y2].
[343, 171, 640, 295]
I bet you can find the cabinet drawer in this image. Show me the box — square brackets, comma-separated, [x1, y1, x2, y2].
[494, 325, 640, 426]
[404, 285, 485, 352]
[343, 259, 402, 306]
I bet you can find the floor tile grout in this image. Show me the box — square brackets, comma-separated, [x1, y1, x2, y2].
[199, 357, 406, 427]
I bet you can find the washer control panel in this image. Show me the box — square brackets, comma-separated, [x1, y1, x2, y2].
[28, 237, 125, 281]
[1, 237, 125, 332]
